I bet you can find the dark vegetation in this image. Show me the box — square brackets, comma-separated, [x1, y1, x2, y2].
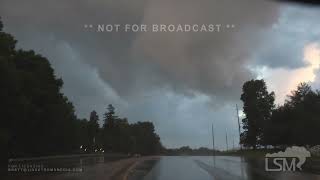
[240, 79, 320, 149]
[165, 146, 219, 156]
[77, 104, 163, 156]
[0, 19, 162, 158]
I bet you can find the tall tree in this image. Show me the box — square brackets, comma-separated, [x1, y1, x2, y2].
[130, 122, 162, 155]
[103, 104, 116, 128]
[281, 83, 319, 146]
[240, 79, 275, 148]
[1, 19, 78, 157]
[292, 83, 320, 146]
[88, 111, 100, 151]
[102, 104, 118, 151]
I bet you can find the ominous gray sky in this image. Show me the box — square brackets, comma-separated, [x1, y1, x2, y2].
[1, 0, 320, 149]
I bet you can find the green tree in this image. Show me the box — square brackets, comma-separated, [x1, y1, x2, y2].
[1, 19, 79, 157]
[103, 104, 116, 128]
[74, 119, 90, 152]
[240, 79, 275, 148]
[103, 104, 118, 151]
[267, 83, 320, 146]
[130, 122, 162, 155]
[88, 111, 100, 151]
[113, 118, 130, 152]
[0, 17, 18, 159]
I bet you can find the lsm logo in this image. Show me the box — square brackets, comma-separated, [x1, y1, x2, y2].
[265, 146, 311, 172]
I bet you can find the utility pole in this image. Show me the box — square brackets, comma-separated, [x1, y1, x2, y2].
[236, 104, 242, 150]
[212, 123, 216, 167]
[233, 136, 235, 150]
[212, 124, 215, 154]
[225, 130, 228, 151]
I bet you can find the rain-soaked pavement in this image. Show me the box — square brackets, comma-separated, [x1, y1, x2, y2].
[6, 156, 320, 180]
[143, 156, 320, 180]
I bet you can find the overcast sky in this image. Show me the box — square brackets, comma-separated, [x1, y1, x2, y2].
[1, 0, 320, 150]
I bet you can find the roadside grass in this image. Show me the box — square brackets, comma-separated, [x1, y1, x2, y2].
[218, 149, 320, 160]
[217, 149, 281, 158]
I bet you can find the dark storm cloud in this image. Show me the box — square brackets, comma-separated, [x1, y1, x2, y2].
[0, 0, 280, 102]
[124, 0, 280, 101]
[276, 0, 320, 6]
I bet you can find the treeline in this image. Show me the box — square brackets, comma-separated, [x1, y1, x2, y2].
[78, 104, 163, 155]
[240, 79, 320, 149]
[165, 146, 218, 156]
[0, 19, 162, 158]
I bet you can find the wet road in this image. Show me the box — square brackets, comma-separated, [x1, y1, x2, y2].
[6, 154, 134, 180]
[143, 156, 320, 180]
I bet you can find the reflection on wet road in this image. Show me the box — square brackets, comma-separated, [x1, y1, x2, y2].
[143, 156, 320, 180]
